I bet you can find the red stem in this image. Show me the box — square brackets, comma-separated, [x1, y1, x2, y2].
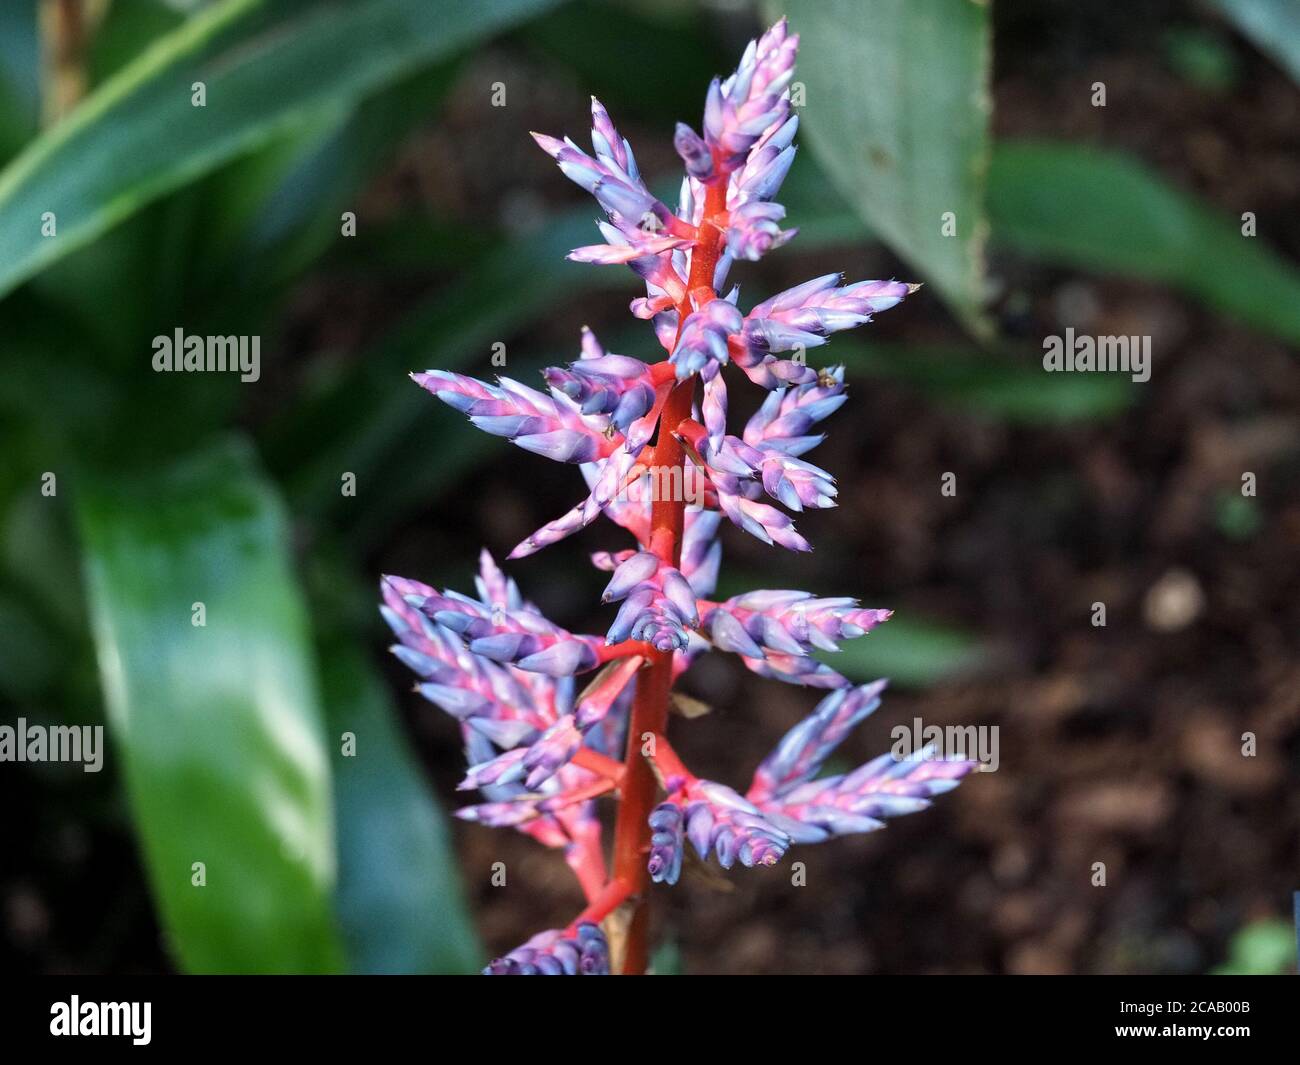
[645, 732, 692, 787]
[606, 174, 728, 975]
[570, 877, 635, 930]
[596, 639, 653, 663]
[572, 747, 626, 782]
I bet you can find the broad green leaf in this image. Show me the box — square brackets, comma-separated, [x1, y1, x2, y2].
[322, 637, 482, 974]
[1213, 0, 1300, 83]
[989, 140, 1300, 345]
[77, 437, 345, 973]
[0, 0, 564, 300]
[821, 616, 987, 690]
[832, 339, 1135, 424]
[775, 0, 992, 336]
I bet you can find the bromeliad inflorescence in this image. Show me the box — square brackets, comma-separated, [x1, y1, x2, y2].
[381, 17, 977, 976]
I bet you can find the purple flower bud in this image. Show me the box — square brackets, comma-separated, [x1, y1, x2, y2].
[602, 551, 660, 602]
[738, 276, 915, 367]
[484, 922, 610, 976]
[679, 779, 791, 871]
[661, 570, 700, 626]
[516, 639, 599, 676]
[673, 122, 714, 181]
[647, 802, 685, 884]
[416, 682, 490, 719]
[670, 299, 743, 380]
[414, 369, 615, 464]
[522, 715, 583, 789]
[460, 747, 528, 790]
[725, 200, 796, 262]
[470, 632, 535, 661]
[710, 609, 764, 658]
[702, 19, 799, 172]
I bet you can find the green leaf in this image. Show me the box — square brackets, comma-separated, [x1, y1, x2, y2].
[0, 3, 38, 162]
[1213, 0, 1300, 83]
[989, 140, 1300, 345]
[0, 0, 565, 301]
[821, 616, 987, 690]
[775, 0, 992, 336]
[322, 636, 482, 974]
[77, 437, 345, 973]
[1211, 918, 1296, 975]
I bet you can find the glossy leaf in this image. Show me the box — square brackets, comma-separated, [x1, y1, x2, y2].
[990, 140, 1300, 345]
[78, 437, 345, 973]
[775, 0, 992, 336]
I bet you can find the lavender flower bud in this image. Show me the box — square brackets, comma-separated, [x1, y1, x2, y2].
[673, 122, 714, 181]
[516, 639, 599, 676]
[484, 922, 610, 976]
[647, 802, 685, 884]
[602, 550, 660, 602]
[679, 779, 791, 871]
[670, 299, 744, 380]
[521, 715, 584, 789]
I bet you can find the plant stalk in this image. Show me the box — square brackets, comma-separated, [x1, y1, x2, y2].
[607, 176, 727, 974]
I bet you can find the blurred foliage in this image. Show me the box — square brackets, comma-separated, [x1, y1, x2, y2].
[78, 439, 344, 973]
[1210, 919, 1296, 975]
[2, 0, 1298, 974]
[321, 634, 482, 974]
[0, 0, 562, 298]
[990, 141, 1300, 345]
[1162, 26, 1241, 93]
[825, 617, 989, 691]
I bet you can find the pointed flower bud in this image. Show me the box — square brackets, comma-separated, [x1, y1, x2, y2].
[413, 370, 616, 463]
[483, 922, 610, 975]
[749, 681, 888, 801]
[670, 298, 744, 380]
[702, 18, 799, 172]
[675, 779, 791, 870]
[743, 367, 847, 453]
[674, 122, 715, 181]
[648, 801, 685, 885]
[757, 744, 978, 841]
[737, 275, 915, 367]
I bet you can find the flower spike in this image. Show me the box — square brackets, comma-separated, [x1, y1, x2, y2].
[381, 18, 974, 976]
